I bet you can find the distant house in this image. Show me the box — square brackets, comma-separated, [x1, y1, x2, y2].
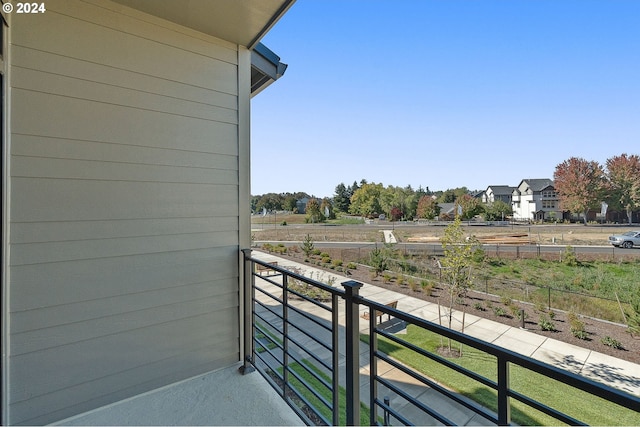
[438, 203, 457, 219]
[482, 185, 515, 204]
[511, 179, 561, 221]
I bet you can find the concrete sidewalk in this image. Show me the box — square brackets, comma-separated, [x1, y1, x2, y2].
[254, 251, 640, 398]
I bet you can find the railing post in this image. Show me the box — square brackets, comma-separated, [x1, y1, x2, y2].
[342, 280, 363, 426]
[497, 356, 511, 425]
[239, 249, 255, 374]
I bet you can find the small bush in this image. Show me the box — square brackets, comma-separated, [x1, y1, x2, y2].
[408, 278, 420, 292]
[347, 262, 358, 270]
[280, 220, 287, 226]
[501, 296, 512, 306]
[474, 302, 485, 311]
[332, 259, 343, 267]
[601, 336, 624, 349]
[493, 306, 508, 317]
[321, 256, 331, 264]
[382, 273, 391, 283]
[539, 314, 556, 331]
[421, 280, 434, 296]
[562, 245, 578, 266]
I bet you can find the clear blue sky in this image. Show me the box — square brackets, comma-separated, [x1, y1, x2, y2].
[251, 0, 640, 198]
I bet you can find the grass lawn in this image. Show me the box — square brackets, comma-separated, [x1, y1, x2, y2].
[280, 360, 372, 425]
[362, 325, 640, 426]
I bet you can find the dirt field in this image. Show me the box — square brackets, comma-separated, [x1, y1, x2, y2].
[252, 214, 635, 246]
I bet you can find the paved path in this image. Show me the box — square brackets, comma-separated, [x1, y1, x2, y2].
[381, 230, 397, 243]
[253, 251, 640, 398]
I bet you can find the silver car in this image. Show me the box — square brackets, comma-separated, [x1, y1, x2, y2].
[608, 231, 640, 248]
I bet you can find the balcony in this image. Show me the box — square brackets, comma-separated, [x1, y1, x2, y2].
[241, 250, 640, 425]
[56, 250, 639, 426]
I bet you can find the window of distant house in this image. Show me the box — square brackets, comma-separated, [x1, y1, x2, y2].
[542, 200, 556, 209]
[542, 190, 557, 198]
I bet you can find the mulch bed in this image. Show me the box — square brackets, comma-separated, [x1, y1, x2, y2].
[271, 250, 640, 365]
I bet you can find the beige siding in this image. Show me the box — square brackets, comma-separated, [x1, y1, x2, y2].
[7, 0, 242, 424]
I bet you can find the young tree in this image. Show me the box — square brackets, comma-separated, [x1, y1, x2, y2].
[300, 234, 315, 258]
[416, 195, 440, 220]
[606, 153, 640, 225]
[305, 198, 324, 223]
[440, 217, 481, 348]
[483, 200, 513, 221]
[390, 207, 403, 221]
[455, 194, 484, 220]
[553, 157, 607, 224]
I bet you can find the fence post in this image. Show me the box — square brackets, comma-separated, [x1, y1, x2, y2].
[342, 280, 363, 426]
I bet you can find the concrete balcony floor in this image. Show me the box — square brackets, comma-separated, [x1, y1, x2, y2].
[53, 362, 303, 426]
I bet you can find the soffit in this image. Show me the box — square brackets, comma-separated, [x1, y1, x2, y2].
[111, 0, 294, 48]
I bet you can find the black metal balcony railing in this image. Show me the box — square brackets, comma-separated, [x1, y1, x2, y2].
[241, 250, 639, 426]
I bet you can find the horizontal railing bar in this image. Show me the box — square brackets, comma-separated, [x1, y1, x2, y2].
[254, 283, 284, 302]
[253, 273, 284, 289]
[279, 372, 332, 427]
[283, 350, 333, 393]
[376, 351, 497, 424]
[375, 376, 454, 426]
[359, 295, 640, 412]
[377, 328, 498, 390]
[374, 397, 414, 426]
[285, 301, 333, 332]
[284, 287, 335, 312]
[253, 299, 284, 324]
[284, 333, 333, 372]
[285, 365, 333, 412]
[250, 256, 345, 296]
[508, 387, 586, 426]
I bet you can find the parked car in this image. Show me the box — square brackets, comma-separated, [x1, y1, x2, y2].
[608, 231, 640, 248]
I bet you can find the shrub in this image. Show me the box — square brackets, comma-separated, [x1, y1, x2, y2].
[421, 280, 434, 296]
[396, 273, 405, 286]
[408, 278, 419, 292]
[601, 336, 623, 349]
[516, 308, 528, 321]
[281, 220, 287, 226]
[382, 273, 391, 283]
[562, 245, 578, 266]
[539, 314, 556, 331]
[332, 259, 343, 267]
[493, 306, 508, 317]
[347, 262, 358, 270]
[501, 296, 512, 306]
[321, 256, 331, 264]
[474, 302, 485, 311]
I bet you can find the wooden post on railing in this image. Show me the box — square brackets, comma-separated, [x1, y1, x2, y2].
[342, 280, 363, 426]
[240, 249, 255, 374]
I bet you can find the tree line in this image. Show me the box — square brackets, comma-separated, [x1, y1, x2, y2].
[554, 153, 640, 224]
[251, 152, 640, 224]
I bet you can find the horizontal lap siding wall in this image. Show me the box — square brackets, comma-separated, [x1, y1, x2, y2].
[8, 1, 241, 424]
